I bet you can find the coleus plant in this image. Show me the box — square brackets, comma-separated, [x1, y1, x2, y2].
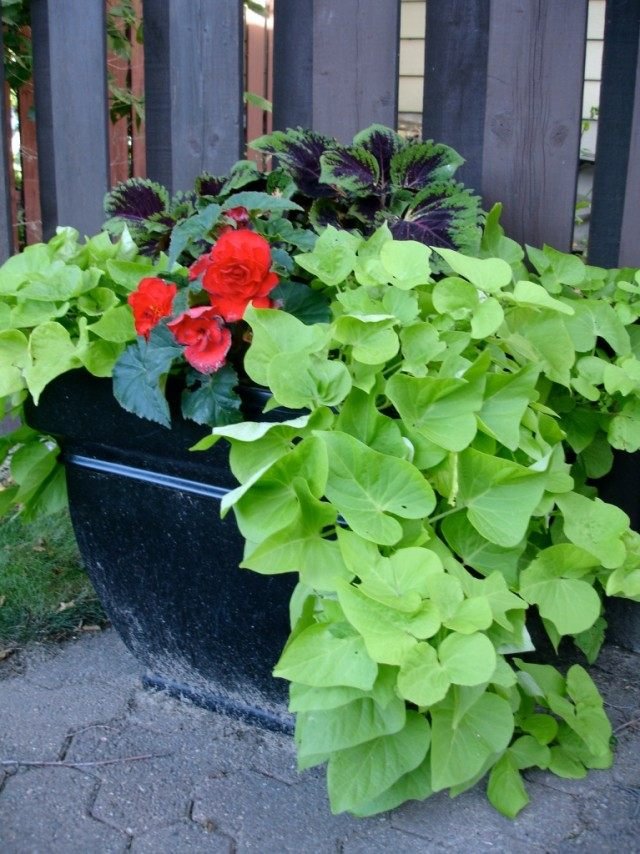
[103, 124, 482, 263]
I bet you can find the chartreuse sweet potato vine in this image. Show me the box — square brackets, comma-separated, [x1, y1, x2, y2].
[2, 201, 640, 819]
[0, 226, 163, 518]
[197, 209, 640, 818]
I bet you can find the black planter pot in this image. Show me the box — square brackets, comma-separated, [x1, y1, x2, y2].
[598, 453, 640, 652]
[26, 370, 296, 732]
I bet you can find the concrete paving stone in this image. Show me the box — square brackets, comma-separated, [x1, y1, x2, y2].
[391, 779, 585, 852]
[242, 727, 312, 786]
[391, 791, 524, 852]
[192, 769, 365, 851]
[594, 646, 640, 714]
[131, 819, 235, 853]
[0, 677, 132, 761]
[524, 766, 617, 797]
[0, 766, 129, 853]
[595, 644, 639, 681]
[498, 781, 590, 850]
[66, 710, 270, 783]
[1, 628, 639, 851]
[558, 831, 640, 853]
[21, 630, 140, 691]
[127, 685, 230, 734]
[63, 718, 133, 763]
[70, 724, 230, 835]
[598, 677, 640, 732]
[339, 823, 442, 853]
[612, 733, 640, 788]
[126, 686, 280, 771]
[578, 783, 640, 832]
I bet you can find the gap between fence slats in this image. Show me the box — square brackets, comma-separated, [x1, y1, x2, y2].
[0, 28, 14, 261]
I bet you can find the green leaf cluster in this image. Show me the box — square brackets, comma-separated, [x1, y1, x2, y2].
[0, 226, 157, 518]
[103, 164, 315, 271]
[215, 214, 640, 818]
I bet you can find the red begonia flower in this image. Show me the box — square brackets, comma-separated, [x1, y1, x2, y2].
[201, 229, 279, 322]
[189, 250, 214, 281]
[128, 277, 177, 339]
[188, 208, 251, 282]
[167, 306, 231, 374]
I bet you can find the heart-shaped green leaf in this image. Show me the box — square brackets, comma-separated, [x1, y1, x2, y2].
[316, 431, 436, 545]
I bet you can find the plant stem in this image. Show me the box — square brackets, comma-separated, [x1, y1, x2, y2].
[0, 753, 170, 769]
[428, 506, 463, 525]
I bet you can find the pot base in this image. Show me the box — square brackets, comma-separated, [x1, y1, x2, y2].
[142, 673, 294, 734]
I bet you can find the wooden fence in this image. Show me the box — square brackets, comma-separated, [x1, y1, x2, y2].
[0, 0, 638, 268]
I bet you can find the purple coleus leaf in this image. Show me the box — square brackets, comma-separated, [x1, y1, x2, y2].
[348, 196, 384, 227]
[195, 173, 227, 198]
[104, 178, 170, 223]
[320, 146, 380, 196]
[250, 128, 335, 197]
[137, 212, 177, 257]
[309, 199, 343, 230]
[390, 141, 465, 191]
[353, 124, 404, 191]
[388, 182, 482, 251]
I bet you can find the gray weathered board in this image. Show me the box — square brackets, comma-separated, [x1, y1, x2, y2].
[423, 0, 588, 254]
[273, 0, 400, 143]
[30, 0, 110, 240]
[143, 0, 244, 193]
[589, 0, 640, 268]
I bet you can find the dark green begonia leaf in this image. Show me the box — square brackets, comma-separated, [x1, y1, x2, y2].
[181, 365, 242, 428]
[112, 325, 182, 427]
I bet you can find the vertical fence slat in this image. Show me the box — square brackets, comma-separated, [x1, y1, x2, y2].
[30, 0, 110, 239]
[481, 0, 588, 250]
[589, 0, 640, 267]
[3, 82, 18, 256]
[143, 0, 244, 193]
[274, 0, 400, 142]
[0, 28, 15, 262]
[312, 0, 399, 140]
[422, 1, 490, 192]
[619, 51, 640, 267]
[266, 1, 274, 137]
[273, 0, 313, 131]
